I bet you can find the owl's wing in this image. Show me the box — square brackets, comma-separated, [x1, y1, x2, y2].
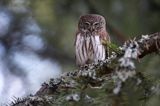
[99, 30, 110, 43]
[74, 31, 83, 66]
[74, 31, 80, 46]
[99, 30, 110, 57]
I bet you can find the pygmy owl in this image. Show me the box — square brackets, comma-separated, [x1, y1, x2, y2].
[75, 14, 110, 66]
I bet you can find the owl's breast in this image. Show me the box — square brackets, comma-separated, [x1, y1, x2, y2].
[75, 33, 105, 66]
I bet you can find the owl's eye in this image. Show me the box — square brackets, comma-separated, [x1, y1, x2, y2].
[84, 22, 90, 29]
[94, 22, 100, 28]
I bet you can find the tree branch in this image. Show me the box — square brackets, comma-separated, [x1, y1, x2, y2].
[138, 32, 160, 58]
[9, 32, 160, 106]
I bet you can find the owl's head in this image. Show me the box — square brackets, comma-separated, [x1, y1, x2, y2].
[78, 14, 106, 33]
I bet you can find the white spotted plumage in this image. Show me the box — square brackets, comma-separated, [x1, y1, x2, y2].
[75, 33, 105, 66]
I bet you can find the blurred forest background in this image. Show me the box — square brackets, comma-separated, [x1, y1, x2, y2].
[0, 0, 159, 105]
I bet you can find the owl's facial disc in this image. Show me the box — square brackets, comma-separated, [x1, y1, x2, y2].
[78, 14, 106, 33]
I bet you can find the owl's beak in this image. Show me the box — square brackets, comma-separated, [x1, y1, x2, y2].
[90, 26, 95, 32]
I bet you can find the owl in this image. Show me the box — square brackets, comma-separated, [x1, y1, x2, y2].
[75, 14, 110, 66]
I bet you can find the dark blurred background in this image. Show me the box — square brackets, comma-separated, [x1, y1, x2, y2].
[0, 0, 159, 105]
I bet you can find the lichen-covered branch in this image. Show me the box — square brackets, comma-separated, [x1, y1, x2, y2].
[138, 32, 160, 58]
[9, 32, 160, 106]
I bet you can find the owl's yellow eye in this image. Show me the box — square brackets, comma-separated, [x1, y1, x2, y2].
[94, 22, 99, 25]
[94, 22, 100, 28]
[94, 23, 99, 26]
[84, 22, 90, 29]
